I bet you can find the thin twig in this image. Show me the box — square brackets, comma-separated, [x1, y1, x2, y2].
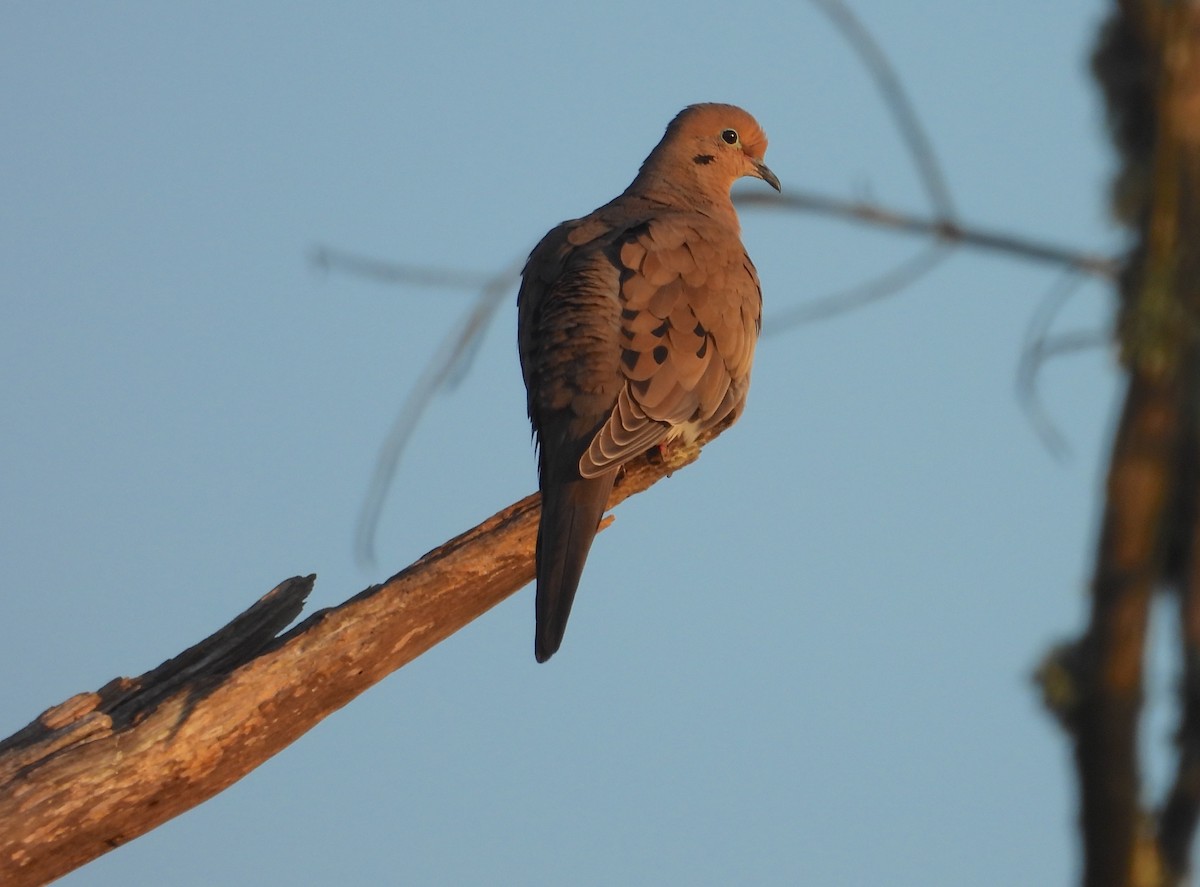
[310, 245, 494, 290]
[736, 190, 1119, 279]
[352, 261, 523, 566]
[808, 0, 957, 218]
[763, 242, 952, 332]
[1016, 271, 1096, 459]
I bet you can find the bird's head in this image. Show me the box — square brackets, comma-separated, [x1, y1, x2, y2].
[645, 103, 780, 197]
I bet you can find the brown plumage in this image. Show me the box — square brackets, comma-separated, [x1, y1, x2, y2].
[517, 103, 779, 662]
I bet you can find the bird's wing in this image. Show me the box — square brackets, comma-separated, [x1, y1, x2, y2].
[579, 214, 762, 478]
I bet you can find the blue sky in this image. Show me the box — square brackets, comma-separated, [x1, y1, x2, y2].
[2, 2, 1133, 884]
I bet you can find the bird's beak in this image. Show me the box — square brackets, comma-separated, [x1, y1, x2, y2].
[754, 161, 781, 192]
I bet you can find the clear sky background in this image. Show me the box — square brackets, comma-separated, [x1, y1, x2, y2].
[2, 2, 1138, 884]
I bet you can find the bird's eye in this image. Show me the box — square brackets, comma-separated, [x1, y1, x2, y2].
[721, 129, 739, 145]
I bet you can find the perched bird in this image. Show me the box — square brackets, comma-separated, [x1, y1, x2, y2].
[517, 103, 779, 662]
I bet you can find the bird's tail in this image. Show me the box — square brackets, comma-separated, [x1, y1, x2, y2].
[534, 470, 617, 662]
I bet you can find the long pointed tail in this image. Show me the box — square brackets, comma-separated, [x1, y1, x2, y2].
[534, 470, 617, 662]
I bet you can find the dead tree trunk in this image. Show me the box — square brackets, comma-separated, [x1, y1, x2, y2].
[1039, 4, 1200, 886]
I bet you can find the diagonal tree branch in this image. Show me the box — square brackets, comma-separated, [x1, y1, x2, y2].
[0, 436, 708, 886]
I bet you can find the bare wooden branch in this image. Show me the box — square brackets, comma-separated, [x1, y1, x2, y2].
[0, 440, 704, 886]
[1075, 370, 1179, 887]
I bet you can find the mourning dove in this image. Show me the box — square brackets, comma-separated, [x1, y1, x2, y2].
[518, 103, 779, 662]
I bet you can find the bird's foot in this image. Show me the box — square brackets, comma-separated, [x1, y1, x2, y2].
[650, 439, 702, 476]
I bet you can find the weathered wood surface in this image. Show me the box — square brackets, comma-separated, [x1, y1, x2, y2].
[0, 442, 701, 886]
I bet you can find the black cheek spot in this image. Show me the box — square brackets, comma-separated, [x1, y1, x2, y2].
[692, 154, 715, 165]
[652, 345, 669, 364]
